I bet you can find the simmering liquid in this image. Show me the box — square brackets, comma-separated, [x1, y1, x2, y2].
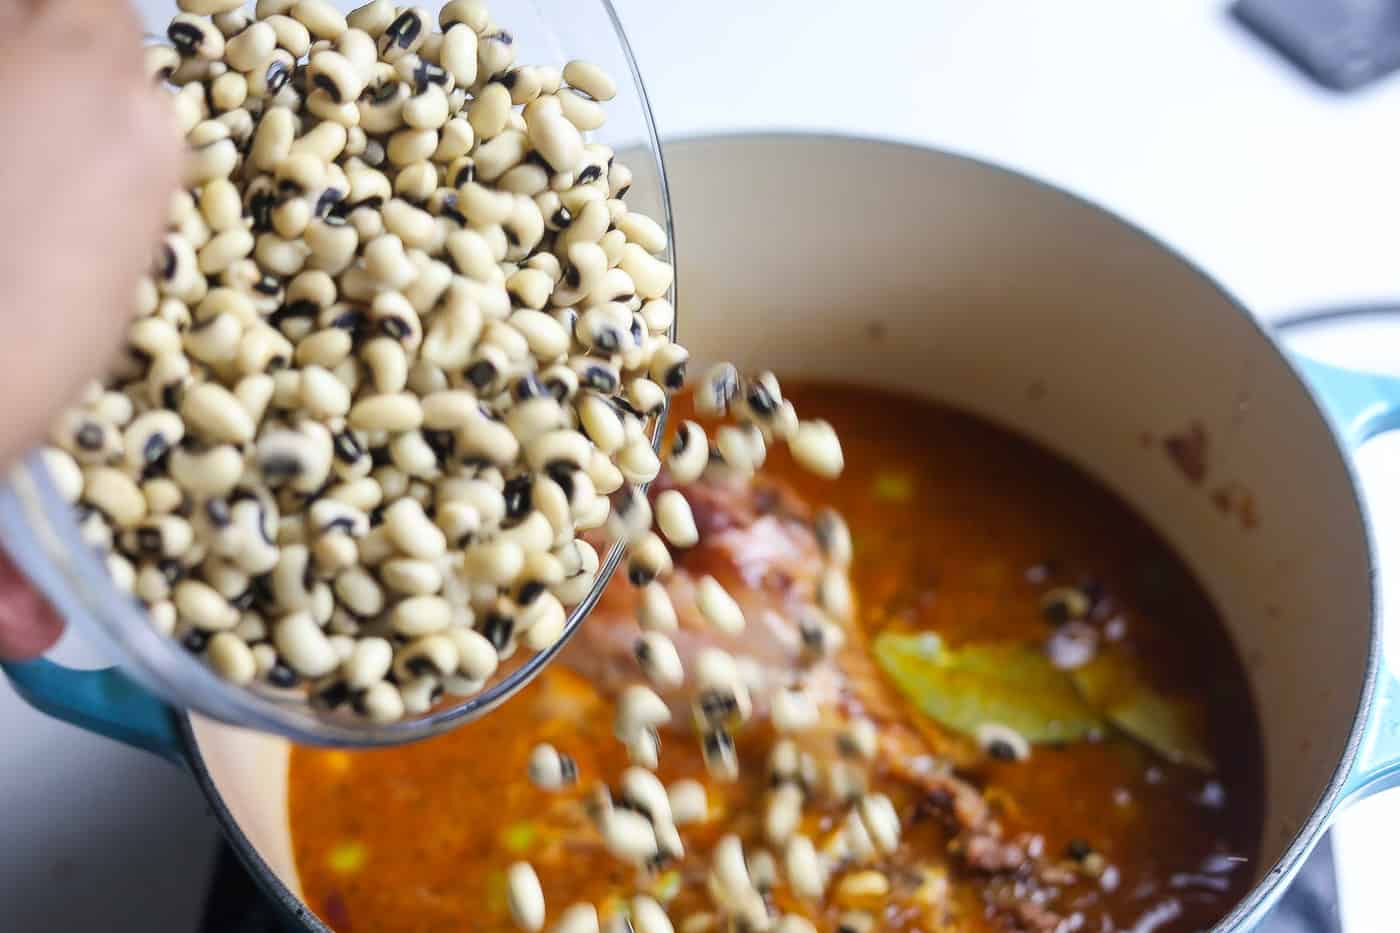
[289, 384, 1263, 931]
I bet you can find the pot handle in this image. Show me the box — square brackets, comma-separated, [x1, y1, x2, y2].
[1, 657, 185, 767]
[1295, 353, 1400, 799]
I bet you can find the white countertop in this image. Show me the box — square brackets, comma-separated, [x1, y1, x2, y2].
[4, 1, 1398, 930]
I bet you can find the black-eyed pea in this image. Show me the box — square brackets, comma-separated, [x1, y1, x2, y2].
[257, 424, 333, 494]
[394, 632, 458, 684]
[305, 49, 361, 107]
[341, 126, 368, 160]
[249, 643, 279, 680]
[396, 673, 442, 715]
[695, 575, 745, 637]
[120, 410, 183, 474]
[466, 80, 511, 141]
[626, 532, 671, 588]
[783, 835, 826, 901]
[273, 610, 339, 678]
[372, 465, 409, 502]
[387, 431, 437, 479]
[169, 14, 225, 60]
[232, 609, 268, 643]
[575, 454, 620, 509]
[389, 594, 451, 637]
[550, 904, 598, 933]
[571, 495, 608, 532]
[184, 135, 239, 187]
[456, 410, 520, 467]
[627, 582, 677, 636]
[237, 324, 292, 375]
[207, 632, 257, 686]
[145, 45, 181, 83]
[616, 210, 668, 255]
[181, 382, 255, 445]
[474, 128, 527, 183]
[381, 497, 446, 560]
[347, 0, 395, 36]
[402, 83, 449, 131]
[330, 26, 377, 81]
[254, 232, 311, 277]
[77, 508, 114, 552]
[402, 256, 453, 316]
[125, 515, 196, 561]
[267, 543, 315, 611]
[353, 339, 407, 398]
[334, 565, 384, 618]
[170, 443, 243, 499]
[378, 557, 441, 597]
[83, 467, 147, 529]
[249, 105, 295, 173]
[291, 0, 347, 39]
[772, 687, 819, 735]
[233, 373, 274, 426]
[634, 631, 683, 690]
[556, 87, 606, 132]
[326, 634, 357, 665]
[184, 311, 244, 366]
[614, 435, 660, 487]
[502, 393, 565, 445]
[264, 13, 311, 57]
[527, 110, 583, 176]
[146, 599, 178, 639]
[312, 531, 357, 575]
[36, 447, 83, 505]
[341, 635, 392, 689]
[505, 861, 545, 933]
[156, 232, 202, 300]
[294, 364, 349, 419]
[197, 228, 255, 276]
[360, 233, 415, 289]
[385, 126, 438, 167]
[105, 553, 136, 593]
[170, 82, 208, 135]
[461, 537, 523, 587]
[269, 368, 302, 412]
[358, 77, 408, 135]
[347, 392, 423, 433]
[351, 680, 402, 722]
[437, 22, 478, 88]
[299, 218, 357, 276]
[175, 579, 239, 631]
[198, 179, 243, 235]
[521, 592, 565, 651]
[379, 198, 435, 251]
[791, 420, 845, 479]
[210, 71, 248, 112]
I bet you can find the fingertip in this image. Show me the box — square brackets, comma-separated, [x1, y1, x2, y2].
[0, 549, 64, 660]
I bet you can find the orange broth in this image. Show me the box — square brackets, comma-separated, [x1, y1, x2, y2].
[289, 383, 1263, 931]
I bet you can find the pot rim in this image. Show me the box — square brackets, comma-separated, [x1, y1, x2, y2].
[177, 129, 1382, 933]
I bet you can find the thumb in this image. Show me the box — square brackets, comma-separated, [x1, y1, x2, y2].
[0, 549, 64, 660]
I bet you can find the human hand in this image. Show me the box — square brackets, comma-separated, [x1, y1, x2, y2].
[0, 0, 182, 659]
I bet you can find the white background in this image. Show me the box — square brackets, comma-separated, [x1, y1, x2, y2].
[3, 1, 1399, 930]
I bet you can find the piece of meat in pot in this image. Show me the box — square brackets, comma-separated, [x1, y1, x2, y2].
[562, 469, 841, 726]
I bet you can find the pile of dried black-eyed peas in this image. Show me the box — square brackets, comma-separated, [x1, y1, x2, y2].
[45, 0, 842, 724]
[42, 1, 861, 927]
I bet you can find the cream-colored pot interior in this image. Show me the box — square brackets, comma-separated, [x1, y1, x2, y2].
[187, 134, 1374, 929]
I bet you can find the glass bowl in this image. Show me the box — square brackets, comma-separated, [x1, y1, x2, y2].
[0, 0, 673, 747]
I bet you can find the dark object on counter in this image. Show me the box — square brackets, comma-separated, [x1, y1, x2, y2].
[1233, 0, 1400, 91]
